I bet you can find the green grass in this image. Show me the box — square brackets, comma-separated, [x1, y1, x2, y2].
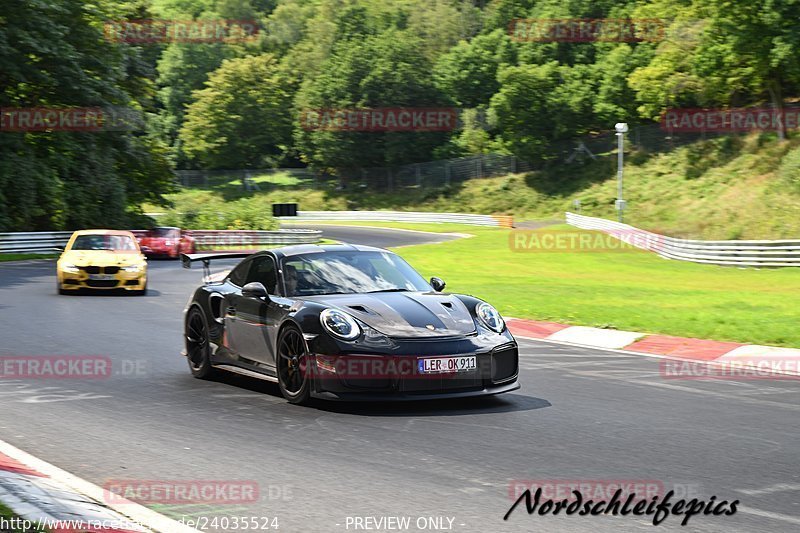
[377, 223, 800, 348]
[150, 133, 800, 239]
[0, 253, 58, 262]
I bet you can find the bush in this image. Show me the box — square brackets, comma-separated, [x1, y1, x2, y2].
[223, 199, 279, 230]
[157, 192, 278, 230]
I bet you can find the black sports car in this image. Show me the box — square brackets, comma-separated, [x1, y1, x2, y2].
[181, 244, 519, 404]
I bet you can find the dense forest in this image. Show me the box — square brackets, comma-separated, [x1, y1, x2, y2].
[1, 0, 799, 230]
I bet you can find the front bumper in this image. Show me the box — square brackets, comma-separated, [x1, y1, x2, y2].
[58, 267, 146, 291]
[312, 379, 520, 401]
[308, 342, 519, 401]
[141, 244, 177, 257]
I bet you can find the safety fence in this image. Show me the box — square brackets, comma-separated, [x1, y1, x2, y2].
[175, 153, 535, 190]
[173, 121, 770, 192]
[565, 212, 800, 267]
[180, 229, 321, 251]
[0, 229, 323, 254]
[0, 231, 74, 254]
[277, 210, 513, 227]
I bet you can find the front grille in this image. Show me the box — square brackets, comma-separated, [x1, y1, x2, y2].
[491, 346, 518, 383]
[86, 280, 119, 288]
[78, 266, 120, 274]
[400, 354, 488, 393]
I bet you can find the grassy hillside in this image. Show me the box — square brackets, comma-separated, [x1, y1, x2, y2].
[151, 134, 800, 239]
[371, 223, 800, 348]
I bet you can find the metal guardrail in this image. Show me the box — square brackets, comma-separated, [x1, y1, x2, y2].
[0, 231, 74, 253]
[0, 229, 323, 254]
[278, 210, 513, 227]
[186, 229, 322, 251]
[566, 212, 800, 267]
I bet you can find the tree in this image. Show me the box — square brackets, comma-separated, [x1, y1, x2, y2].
[179, 54, 294, 168]
[490, 62, 595, 161]
[593, 44, 654, 125]
[629, 0, 800, 138]
[691, 0, 800, 139]
[434, 30, 516, 108]
[155, 42, 241, 162]
[405, 0, 482, 60]
[293, 28, 452, 170]
[0, 0, 174, 231]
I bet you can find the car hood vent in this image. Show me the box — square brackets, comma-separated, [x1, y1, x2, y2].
[308, 293, 476, 338]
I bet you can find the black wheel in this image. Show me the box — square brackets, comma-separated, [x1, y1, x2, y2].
[186, 307, 215, 379]
[277, 326, 310, 404]
[57, 281, 67, 295]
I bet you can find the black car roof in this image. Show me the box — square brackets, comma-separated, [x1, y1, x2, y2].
[270, 243, 390, 259]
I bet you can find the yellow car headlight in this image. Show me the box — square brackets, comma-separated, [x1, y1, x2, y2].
[61, 263, 80, 274]
[122, 264, 144, 273]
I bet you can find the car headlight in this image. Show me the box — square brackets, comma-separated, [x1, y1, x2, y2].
[320, 308, 361, 340]
[122, 264, 143, 273]
[476, 302, 505, 333]
[61, 263, 79, 274]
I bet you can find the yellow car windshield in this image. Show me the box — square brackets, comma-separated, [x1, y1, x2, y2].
[71, 235, 137, 251]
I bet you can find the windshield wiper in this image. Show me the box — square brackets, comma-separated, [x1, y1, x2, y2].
[366, 288, 410, 293]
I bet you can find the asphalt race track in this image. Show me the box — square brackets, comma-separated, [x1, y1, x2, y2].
[0, 226, 799, 533]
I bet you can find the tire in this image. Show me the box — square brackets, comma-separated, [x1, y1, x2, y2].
[277, 325, 311, 404]
[57, 281, 67, 295]
[186, 307, 216, 379]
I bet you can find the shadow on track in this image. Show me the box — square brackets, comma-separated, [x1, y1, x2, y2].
[59, 288, 162, 297]
[310, 393, 550, 417]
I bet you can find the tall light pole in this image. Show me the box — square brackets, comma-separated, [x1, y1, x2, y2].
[614, 122, 628, 223]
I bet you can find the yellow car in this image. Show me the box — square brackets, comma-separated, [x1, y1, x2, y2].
[57, 230, 148, 295]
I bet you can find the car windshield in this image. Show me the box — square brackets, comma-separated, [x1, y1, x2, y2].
[282, 251, 431, 296]
[151, 228, 179, 238]
[70, 234, 138, 251]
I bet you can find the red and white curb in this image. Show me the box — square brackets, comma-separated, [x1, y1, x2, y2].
[507, 318, 800, 377]
[0, 439, 198, 533]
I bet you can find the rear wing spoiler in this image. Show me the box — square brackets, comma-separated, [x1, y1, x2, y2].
[181, 252, 253, 283]
[180, 252, 253, 269]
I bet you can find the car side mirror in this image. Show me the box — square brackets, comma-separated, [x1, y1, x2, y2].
[430, 277, 446, 292]
[242, 282, 269, 300]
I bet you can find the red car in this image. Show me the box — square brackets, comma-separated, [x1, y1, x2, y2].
[138, 227, 195, 259]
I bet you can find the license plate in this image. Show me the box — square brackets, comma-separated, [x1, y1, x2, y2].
[418, 356, 476, 374]
[88, 274, 115, 281]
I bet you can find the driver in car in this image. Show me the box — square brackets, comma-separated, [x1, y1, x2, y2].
[284, 264, 299, 295]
